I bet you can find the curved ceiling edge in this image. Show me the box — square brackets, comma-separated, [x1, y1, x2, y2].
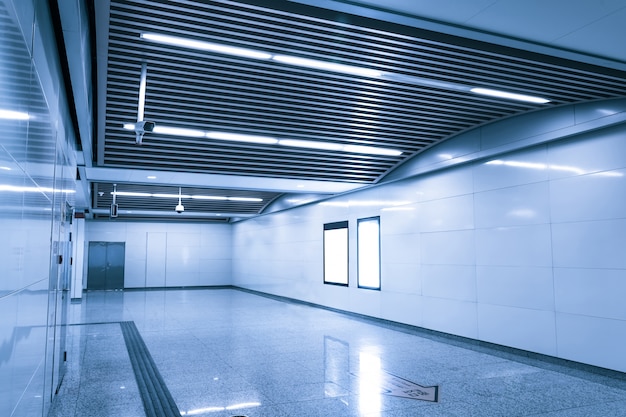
[381, 98, 626, 183]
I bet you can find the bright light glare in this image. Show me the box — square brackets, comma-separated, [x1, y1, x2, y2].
[324, 227, 348, 285]
[272, 54, 382, 78]
[227, 197, 263, 202]
[153, 193, 190, 199]
[358, 218, 380, 289]
[225, 402, 261, 410]
[107, 192, 264, 202]
[140, 123, 401, 156]
[206, 131, 279, 144]
[110, 191, 152, 197]
[279, 139, 401, 156]
[180, 402, 261, 415]
[141, 33, 272, 60]
[0, 109, 30, 120]
[191, 195, 227, 200]
[123, 123, 135, 130]
[278, 139, 343, 151]
[359, 352, 382, 414]
[470, 88, 550, 104]
[0, 185, 75, 193]
[153, 126, 205, 137]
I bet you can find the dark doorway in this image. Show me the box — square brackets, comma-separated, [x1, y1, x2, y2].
[87, 242, 125, 289]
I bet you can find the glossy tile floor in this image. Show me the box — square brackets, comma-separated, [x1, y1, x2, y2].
[48, 289, 626, 417]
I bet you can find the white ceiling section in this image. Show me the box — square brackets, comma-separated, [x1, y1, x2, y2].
[84, 0, 626, 222]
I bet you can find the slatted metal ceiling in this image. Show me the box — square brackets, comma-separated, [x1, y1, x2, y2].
[96, 0, 626, 218]
[92, 182, 280, 217]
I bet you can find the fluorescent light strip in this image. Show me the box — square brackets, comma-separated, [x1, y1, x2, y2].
[141, 32, 552, 104]
[206, 131, 278, 144]
[143, 125, 402, 156]
[0, 109, 30, 120]
[141, 32, 380, 79]
[111, 191, 262, 202]
[278, 139, 401, 156]
[272, 54, 382, 77]
[141, 33, 272, 60]
[470, 88, 550, 104]
[153, 126, 205, 137]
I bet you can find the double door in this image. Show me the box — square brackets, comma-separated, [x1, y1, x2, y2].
[87, 242, 125, 289]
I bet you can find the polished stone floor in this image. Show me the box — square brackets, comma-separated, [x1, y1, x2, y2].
[47, 288, 626, 417]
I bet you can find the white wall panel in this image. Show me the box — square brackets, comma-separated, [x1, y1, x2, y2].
[552, 219, 626, 269]
[547, 125, 626, 180]
[554, 268, 626, 320]
[420, 230, 475, 265]
[421, 297, 478, 338]
[473, 146, 549, 192]
[477, 266, 554, 311]
[380, 262, 421, 294]
[421, 265, 476, 302]
[380, 292, 422, 327]
[550, 169, 626, 223]
[146, 232, 166, 287]
[414, 166, 474, 202]
[381, 232, 419, 264]
[478, 304, 557, 355]
[418, 194, 474, 232]
[474, 182, 551, 228]
[556, 313, 626, 372]
[475, 224, 552, 267]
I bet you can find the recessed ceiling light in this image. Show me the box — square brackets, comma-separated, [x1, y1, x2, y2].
[146, 175, 157, 179]
[0, 166, 11, 171]
[470, 88, 550, 104]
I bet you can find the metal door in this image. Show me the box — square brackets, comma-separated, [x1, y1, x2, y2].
[87, 242, 125, 289]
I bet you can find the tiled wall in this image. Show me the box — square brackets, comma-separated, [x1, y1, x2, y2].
[84, 221, 232, 288]
[0, 0, 79, 415]
[233, 101, 626, 373]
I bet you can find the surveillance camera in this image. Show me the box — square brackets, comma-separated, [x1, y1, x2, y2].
[138, 120, 156, 132]
[175, 204, 185, 213]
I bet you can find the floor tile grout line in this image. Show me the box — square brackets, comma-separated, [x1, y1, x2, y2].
[120, 321, 181, 417]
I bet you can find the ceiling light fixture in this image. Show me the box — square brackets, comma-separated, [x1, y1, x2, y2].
[153, 126, 205, 137]
[227, 197, 263, 202]
[140, 33, 552, 104]
[272, 54, 382, 77]
[140, 33, 272, 60]
[206, 131, 279, 144]
[110, 191, 152, 197]
[278, 138, 401, 156]
[146, 124, 402, 156]
[0, 109, 30, 120]
[470, 88, 550, 104]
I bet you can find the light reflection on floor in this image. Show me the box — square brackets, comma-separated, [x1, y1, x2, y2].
[48, 289, 626, 417]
